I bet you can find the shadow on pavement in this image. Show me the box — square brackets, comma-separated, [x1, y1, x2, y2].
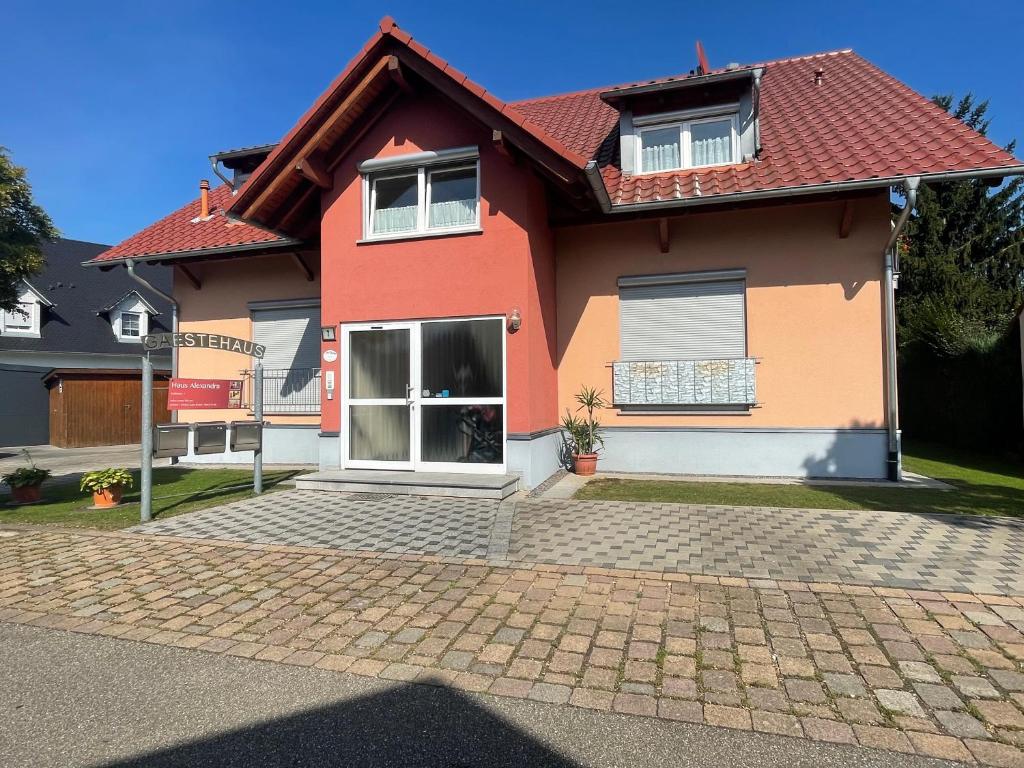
[95, 679, 579, 768]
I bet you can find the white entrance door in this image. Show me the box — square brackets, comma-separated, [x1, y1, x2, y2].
[342, 317, 506, 473]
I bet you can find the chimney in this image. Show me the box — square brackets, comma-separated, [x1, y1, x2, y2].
[199, 179, 210, 219]
[813, 67, 824, 86]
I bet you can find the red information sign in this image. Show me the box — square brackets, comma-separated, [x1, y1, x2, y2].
[167, 379, 243, 410]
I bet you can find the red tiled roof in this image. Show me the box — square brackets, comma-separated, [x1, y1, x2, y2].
[513, 50, 1021, 206]
[90, 24, 1021, 264]
[90, 184, 287, 263]
[229, 16, 590, 232]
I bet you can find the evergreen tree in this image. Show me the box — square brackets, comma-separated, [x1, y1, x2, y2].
[0, 146, 57, 313]
[898, 94, 1023, 354]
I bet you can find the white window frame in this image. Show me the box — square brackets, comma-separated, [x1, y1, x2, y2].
[362, 159, 481, 242]
[340, 315, 507, 474]
[0, 300, 40, 338]
[119, 311, 141, 338]
[636, 113, 738, 175]
[110, 296, 151, 343]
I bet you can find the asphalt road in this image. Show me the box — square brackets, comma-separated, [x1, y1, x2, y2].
[0, 623, 967, 768]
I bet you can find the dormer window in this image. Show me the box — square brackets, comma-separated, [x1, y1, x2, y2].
[102, 290, 157, 343]
[1, 301, 38, 337]
[120, 312, 141, 338]
[637, 114, 737, 174]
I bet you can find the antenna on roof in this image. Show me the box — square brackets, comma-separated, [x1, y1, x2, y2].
[695, 40, 710, 76]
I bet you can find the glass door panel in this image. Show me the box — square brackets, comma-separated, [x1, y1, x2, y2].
[418, 318, 504, 471]
[420, 404, 503, 464]
[349, 405, 411, 462]
[350, 329, 409, 398]
[345, 326, 413, 469]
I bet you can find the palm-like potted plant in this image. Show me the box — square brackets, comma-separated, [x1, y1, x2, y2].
[2, 450, 51, 504]
[561, 385, 606, 476]
[80, 468, 134, 509]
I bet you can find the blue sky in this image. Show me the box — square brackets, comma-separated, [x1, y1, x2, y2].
[3, 0, 1022, 246]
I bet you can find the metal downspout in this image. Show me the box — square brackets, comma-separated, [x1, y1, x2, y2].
[125, 258, 180, 418]
[209, 156, 234, 190]
[883, 177, 919, 481]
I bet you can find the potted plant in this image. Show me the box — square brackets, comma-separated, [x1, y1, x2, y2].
[562, 385, 607, 476]
[80, 468, 134, 508]
[2, 450, 51, 504]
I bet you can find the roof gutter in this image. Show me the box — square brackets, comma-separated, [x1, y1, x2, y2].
[883, 177, 920, 482]
[125, 258, 180, 383]
[598, 165, 1024, 213]
[584, 161, 613, 213]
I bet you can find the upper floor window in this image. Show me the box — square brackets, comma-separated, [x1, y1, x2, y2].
[120, 311, 141, 338]
[361, 146, 480, 242]
[1, 301, 38, 336]
[638, 114, 737, 174]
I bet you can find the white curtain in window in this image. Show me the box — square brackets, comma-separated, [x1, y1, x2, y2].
[691, 121, 732, 166]
[373, 205, 418, 234]
[429, 198, 476, 228]
[641, 126, 681, 173]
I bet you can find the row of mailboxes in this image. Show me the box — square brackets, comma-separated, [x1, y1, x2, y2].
[153, 421, 263, 458]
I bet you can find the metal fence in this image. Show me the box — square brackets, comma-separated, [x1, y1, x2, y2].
[243, 367, 321, 414]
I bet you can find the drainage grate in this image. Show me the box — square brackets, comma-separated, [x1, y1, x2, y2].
[343, 493, 395, 501]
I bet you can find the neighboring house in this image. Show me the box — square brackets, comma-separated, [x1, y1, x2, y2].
[84, 18, 1023, 485]
[0, 239, 172, 447]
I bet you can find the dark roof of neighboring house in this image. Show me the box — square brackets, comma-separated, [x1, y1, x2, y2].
[86, 16, 1023, 264]
[0, 238, 172, 356]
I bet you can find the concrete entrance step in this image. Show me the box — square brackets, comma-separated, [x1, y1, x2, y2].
[294, 470, 520, 499]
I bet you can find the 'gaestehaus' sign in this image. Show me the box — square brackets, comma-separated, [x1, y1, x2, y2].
[142, 332, 266, 359]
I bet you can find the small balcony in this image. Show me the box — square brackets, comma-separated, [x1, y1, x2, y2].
[243, 367, 321, 415]
[612, 358, 757, 407]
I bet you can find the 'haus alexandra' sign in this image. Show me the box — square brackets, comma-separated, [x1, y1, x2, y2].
[142, 332, 265, 359]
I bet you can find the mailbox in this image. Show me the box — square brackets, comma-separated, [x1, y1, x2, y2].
[230, 420, 263, 452]
[153, 423, 190, 458]
[194, 421, 227, 455]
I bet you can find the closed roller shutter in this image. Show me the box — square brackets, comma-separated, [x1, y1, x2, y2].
[252, 305, 321, 412]
[619, 278, 745, 360]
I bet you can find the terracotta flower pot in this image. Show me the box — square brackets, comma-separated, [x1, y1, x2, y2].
[11, 484, 42, 504]
[91, 485, 124, 508]
[572, 453, 599, 476]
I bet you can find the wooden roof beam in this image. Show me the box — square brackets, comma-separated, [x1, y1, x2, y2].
[176, 264, 201, 290]
[387, 55, 413, 94]
[290, 252, 316, 282]
[240, 56, 390, 219]
[839, 199, 854, 238]
[295, 149, 332, 189]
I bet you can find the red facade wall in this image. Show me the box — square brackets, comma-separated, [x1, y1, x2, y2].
[318, 92, 558, 436]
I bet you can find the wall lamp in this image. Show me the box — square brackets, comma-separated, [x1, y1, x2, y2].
[320, 326, 337, 342]
[508, 308, 522, 332]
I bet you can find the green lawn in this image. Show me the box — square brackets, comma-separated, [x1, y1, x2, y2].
[0, 467, 300, 530]
[575, 441, 1024, 518]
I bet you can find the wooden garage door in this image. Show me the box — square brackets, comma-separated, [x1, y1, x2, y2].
[49, 372, 170, 448]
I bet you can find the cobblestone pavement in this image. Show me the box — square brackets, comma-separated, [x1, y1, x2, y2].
[135, 491, 500, 558]
[131, 491, 1024, 595]
[2, 527, 1023, 766]
[509, 500, 1024, 595]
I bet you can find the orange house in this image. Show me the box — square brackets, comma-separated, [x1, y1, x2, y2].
[86, 18, 1022, 487]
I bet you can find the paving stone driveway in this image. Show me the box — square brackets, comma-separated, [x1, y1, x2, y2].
[135, 491, 1024, 595]
[137, 491, 502, 558]
[509, 499, 1024, 596]
[1, 528, 1022, 766]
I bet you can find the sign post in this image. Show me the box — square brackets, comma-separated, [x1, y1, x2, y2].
[139, 332, 266, 522]
[140, 354, 153, 523]
[253, 362, 263, 495]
